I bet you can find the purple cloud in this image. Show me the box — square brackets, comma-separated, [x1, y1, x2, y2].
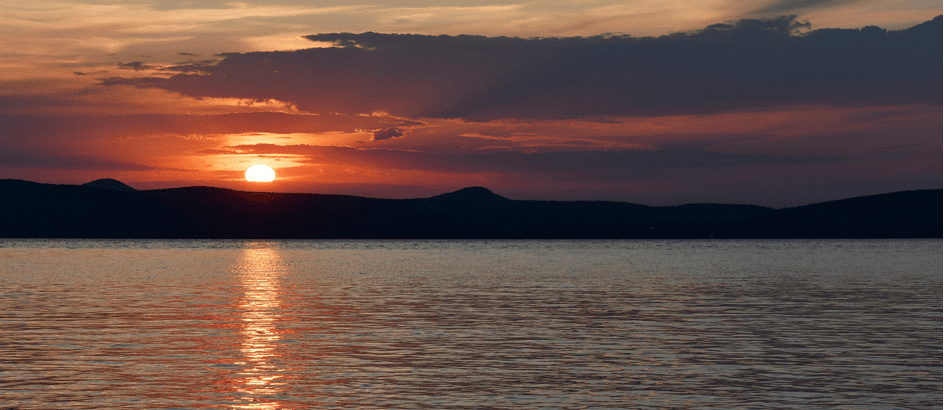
[101, 16, 942, 120]
[372, 127, 404, 141]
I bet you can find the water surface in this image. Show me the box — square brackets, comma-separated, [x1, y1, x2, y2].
[0, 240, 940, 409]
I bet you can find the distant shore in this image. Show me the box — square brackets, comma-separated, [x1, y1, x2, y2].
[1, 179, 940, 239]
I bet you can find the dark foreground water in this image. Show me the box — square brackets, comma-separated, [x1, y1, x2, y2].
[0, 239, 940, 409]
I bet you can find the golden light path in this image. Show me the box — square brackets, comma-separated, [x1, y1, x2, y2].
[233, 246, 287, 410]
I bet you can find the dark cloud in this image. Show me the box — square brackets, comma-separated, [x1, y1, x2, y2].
[101, 16, 942, 121]
[0, 112, 413, 140]
[750, 0, 860, 17]
[0, 152, 157, 171]
[372, 127, 404, 141]
[219, 143, 834, 182]
[195, 148, 237, 155]
[73, 71, 115, 76]
[165, 59, 221, 73]
[117, 61, 157, 71]
[842, 105, 940, 125]
[701, 15, 812, 33]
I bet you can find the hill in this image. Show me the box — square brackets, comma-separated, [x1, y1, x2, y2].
[0, 179, 939, 238]
[82, 178, 137, 192]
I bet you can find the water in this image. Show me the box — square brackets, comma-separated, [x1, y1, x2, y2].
[0, 239, 940, 409]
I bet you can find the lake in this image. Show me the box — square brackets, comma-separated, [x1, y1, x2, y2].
[0, 239, 940, 409]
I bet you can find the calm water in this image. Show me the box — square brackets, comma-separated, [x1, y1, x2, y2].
[0, 239, 940, 409]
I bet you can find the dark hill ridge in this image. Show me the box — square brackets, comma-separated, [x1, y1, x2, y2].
[82, 178, 137, 192]
[0, 179, 939, 238]
[756, 190, 939, 224]
[427, 186, 511, 208]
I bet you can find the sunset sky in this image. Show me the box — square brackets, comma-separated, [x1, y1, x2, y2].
[1, 0, 940, 206]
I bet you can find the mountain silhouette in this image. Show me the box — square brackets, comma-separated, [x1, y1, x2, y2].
[0, 179, 939, 239]
[82, 178, 137, 192]
[428, 186, 510, 207]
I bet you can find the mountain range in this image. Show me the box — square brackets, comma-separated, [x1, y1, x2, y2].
[0, 179, 939, 239]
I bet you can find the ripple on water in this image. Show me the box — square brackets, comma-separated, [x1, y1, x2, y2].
[0, 239, 940, 409]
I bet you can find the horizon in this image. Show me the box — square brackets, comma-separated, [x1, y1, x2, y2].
[1, 1, 940, 206]
[7, 176, 941, 209]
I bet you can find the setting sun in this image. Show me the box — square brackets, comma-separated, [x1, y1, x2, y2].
[245, 164, 275, 182]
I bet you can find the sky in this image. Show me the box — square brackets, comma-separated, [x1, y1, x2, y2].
[0, 0, 940, 206]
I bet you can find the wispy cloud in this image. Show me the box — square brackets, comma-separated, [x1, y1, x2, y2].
[0, 151, 157, 171]
[212, 142, 834, 181]
[749, 0, 862, 16]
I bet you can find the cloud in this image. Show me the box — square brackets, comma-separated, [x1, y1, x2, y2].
[216, 143, 834, 182]
[750, 0, 861, 17]
[371, 127, 404, 141]
[101, 16, 942, 121]
[0, 152, 157, 171]
[70, 70, 113, 77]
[0, 112, 415, 140]
[117, 61, 157, 71]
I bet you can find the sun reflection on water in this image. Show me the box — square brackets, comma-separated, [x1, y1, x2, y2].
[232, 246, 287, 410]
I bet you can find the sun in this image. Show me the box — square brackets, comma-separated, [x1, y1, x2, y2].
[245, 164, 276, 182]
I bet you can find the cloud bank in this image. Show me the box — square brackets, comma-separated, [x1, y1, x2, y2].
[103, 16, 942, 121]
